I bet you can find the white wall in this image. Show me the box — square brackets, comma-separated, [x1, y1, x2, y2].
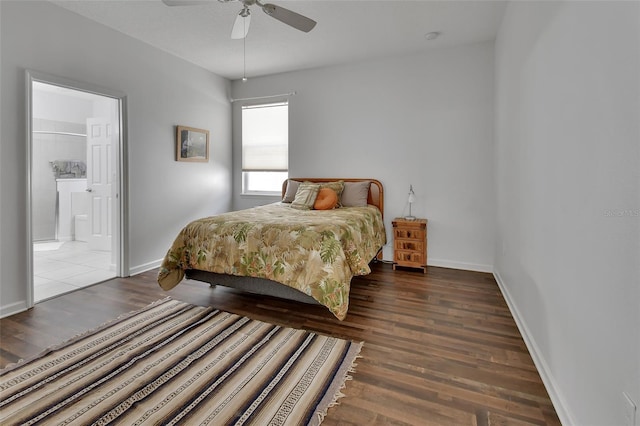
[0, 1, 232, 316]
[494, 1, 640, 425]
[231, 42, 496, 271]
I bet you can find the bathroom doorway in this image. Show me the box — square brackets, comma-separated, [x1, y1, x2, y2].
[28, 72, 126, 303]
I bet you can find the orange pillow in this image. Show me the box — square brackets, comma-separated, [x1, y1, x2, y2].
[313, 188, 338, 210]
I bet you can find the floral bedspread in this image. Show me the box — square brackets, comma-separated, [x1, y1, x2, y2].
[157, 203, 386, 320]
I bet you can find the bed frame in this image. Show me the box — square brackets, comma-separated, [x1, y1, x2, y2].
[185, 178, 384, 304]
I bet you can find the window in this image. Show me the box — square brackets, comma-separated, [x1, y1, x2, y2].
[241, 102, 288, 194]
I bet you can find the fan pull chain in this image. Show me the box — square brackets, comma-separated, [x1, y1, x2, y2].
[242, 16, 247, 82]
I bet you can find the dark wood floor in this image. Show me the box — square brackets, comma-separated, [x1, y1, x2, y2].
[0, 262, 560, 425]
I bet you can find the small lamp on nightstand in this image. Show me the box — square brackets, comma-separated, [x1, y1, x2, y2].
[405, 185, 416, 220]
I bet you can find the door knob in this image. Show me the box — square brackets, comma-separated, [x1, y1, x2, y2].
[86, 188, 93, 192]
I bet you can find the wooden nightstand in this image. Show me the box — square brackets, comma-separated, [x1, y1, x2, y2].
[392, 218, 427, 273]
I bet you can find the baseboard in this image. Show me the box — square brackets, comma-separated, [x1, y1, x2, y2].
[493, 269, 574, 426]
[427, 258, 493, 273]
[129, 259, 163, 276]
[0, 300, 29, 319]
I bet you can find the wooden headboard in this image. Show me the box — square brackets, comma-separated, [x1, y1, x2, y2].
[282, 178, 384, 217]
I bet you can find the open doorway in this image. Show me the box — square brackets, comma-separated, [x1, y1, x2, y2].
[27, 72, 126, 303]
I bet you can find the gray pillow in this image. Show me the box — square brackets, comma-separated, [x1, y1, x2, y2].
[341, 181, 370, 207]
[282, 179, 300, 203]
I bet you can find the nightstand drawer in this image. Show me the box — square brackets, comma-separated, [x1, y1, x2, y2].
[394, 228, 425, 240]
[394, 240, 425, 252]
[395, 250, 424, 264]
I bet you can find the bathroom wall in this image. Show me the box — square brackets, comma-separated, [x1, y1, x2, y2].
[32, 121, 87, 241]
[32, 87, 92, 241]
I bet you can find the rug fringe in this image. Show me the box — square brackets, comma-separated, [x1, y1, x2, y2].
[312, 342, 364, 426]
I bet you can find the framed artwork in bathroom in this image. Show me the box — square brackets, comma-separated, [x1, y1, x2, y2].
[176, 125, 209, 162]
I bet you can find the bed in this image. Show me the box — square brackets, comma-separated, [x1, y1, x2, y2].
[157, 178, 386, 320]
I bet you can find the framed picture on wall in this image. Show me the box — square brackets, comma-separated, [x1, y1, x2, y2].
[176, 125, 209, 162]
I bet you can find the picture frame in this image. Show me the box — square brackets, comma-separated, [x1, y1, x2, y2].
[176, 125, 209, 162]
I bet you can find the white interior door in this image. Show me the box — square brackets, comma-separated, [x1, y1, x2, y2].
[86, 117, 113, 251]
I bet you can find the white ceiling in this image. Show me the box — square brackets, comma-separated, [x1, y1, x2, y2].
[51, 0, 507, 80]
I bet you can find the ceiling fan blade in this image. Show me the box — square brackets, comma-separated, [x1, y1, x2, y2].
[162, 0, 213, 6]
[231, 10, 251, 39]
[260, 3, 316, 33]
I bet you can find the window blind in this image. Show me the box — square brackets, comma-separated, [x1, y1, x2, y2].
[242, 102, 288, 172]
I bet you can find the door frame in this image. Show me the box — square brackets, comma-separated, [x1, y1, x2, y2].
[25, 69, 129, 308]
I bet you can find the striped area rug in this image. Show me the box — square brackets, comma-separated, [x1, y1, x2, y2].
[0, 298, 362, 425]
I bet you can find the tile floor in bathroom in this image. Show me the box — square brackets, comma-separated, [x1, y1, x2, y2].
[33, 240, 116, 302]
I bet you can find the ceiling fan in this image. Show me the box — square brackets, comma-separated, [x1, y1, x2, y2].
[161, 0, 317, 39]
